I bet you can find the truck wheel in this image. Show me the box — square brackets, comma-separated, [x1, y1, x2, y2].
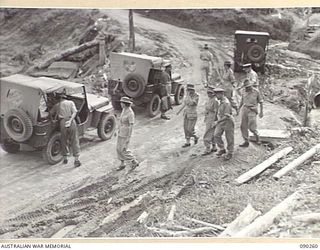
[123, 73, 146, 98]
[98, 114, 116, 140]
[174, 85, 185, 105]
[147, 94, 161, 117]
[42, 132, 63, 165]
[1, 139, 20, 153]
[247, 44, 264, 63]
[4, 108, 33, 142]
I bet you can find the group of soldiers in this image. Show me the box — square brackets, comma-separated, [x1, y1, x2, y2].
[51, 43, 264, 169]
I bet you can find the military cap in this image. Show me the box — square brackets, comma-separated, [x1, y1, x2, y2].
[213, 87, 225, 93]
[120, 96, 133, 104]
[242, 63, 252, 68]
[207, 87, 215, 93]
[224, 60, 232, 65]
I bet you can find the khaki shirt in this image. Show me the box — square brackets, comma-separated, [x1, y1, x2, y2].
[183, 92, 199, 119]
[222, 68, 236, 90]
[51, 99, 77, 119]
[217, 96, 233, 121]
[246, 69, 259, 86]
[204, 97, 219, 123]
[200, 50, 213, 62]
[240, 88, 263, 108]
[118, 107, 135, 137]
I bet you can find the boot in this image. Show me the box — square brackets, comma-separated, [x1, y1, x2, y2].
[216, 149, 226, 156]
[117, 161, 125, 171]
[161, 114, 170, 120]
[74, 160, 81, 168]
[211, 145, 218, 152]
[131, 160, 139, 170]
[194, 135, 199, 145]
[182, 143, 191, 148]
[223, 153, 233, 161]
[239, 141, 249, 147]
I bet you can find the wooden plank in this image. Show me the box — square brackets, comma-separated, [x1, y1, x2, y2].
[219, 204, 261, 237]
[234, 191, 302, 237]
[273, 144, 320, 180]
[249, 129, 290, 142]
[235, 147, 293, 184]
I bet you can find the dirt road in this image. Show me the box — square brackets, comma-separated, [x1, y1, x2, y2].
[0, 10, 301, 238]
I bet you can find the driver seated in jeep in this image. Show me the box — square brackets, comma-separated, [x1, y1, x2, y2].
[159, 63, 173, 120]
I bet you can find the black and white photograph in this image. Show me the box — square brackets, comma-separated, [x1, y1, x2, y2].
[0, 7, 320, 239]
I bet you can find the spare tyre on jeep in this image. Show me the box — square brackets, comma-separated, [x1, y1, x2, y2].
[234, 30, 270, 73]
[108, 52, 185, 117]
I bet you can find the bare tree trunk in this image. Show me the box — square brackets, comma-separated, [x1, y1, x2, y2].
[129, 9, 135, 52]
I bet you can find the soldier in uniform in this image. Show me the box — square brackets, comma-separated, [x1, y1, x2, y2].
[200, 44, 214, 88]
[50, 90, 81, 167]
[116, 97, 139, 171]
[213, 87, 235, 161]
[243, 63, 259, 87]
[239, 80, 264, 147]
[202, 86, 219, 155]
[220, 61, 237, 100]
[177, 84, 199, 148]
[159, 63, 172, 120]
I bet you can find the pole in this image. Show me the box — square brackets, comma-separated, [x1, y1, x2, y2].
[129, 9, 135, 52]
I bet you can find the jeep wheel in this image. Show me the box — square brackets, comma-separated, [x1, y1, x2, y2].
[147, 94, 161, 117]
[175, 85, 185, 105]
[1, 139, 20, 153]
[98, 114, 116, 140]
[4, 108, 33, 142]
[42, 132, 63, 165]
[247, 44, 264, 63]
[123, 73, 146, 98]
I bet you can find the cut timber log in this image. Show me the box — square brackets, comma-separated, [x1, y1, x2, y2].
[234, 191, 302, 237]
[137, 211, 149, 224]
[147, 226, 218, 237]
[99, 192, 150, 227]
[235, 147, 293, 184]
[273, 144, 320, 180]
[185, 217, 225, 231]
[167, 204, 176, 221]
[31, 40, 100, 71]
[219, 204, 262, 237]
[292, 213, 320, 223]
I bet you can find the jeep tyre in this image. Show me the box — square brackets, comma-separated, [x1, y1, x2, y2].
[97, 113, 116, 140]
[247, 44, 265, 62]
[1, 139, 20, 153]
[42, 132, 63, 165]
[147, 94, 161, 117]
[4, 108, 33, 142]
[175, 85, 185, 105]
[123, 73, 146, 98]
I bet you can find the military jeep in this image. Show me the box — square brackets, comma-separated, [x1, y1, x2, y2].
[0, 74, 116, 164]
[234, 30, 270, 73]
[108, 52, 185, 117]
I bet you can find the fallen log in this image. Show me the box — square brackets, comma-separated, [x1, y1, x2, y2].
[235, 147, 293, 184]
[98, 192, 150, 228]
[147, 226, 218, 237]
[292, 213, 320, 223]
[234, 191, 302, 237]
[30, 40, 100, 71]
[137, 211, 149, 224]
[167, 204, 176, 222]
[185, 217, 225, 231]
[273, 144, 320, 180]
[219, 204, 262, 237]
